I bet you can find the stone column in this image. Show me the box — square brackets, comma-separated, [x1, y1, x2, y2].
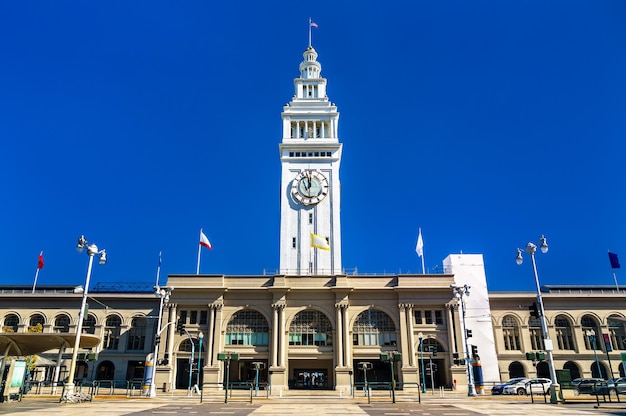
[398, 304, 409, 368]
[343, 305, 351, 368]
[406, 304, 416, 367]
[335, 303, 344, 367]
[271, 303, 280, 368]
[211, 301, 223, 367]
[206, 305, 215, 366]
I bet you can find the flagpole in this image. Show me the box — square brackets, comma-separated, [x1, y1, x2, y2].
[421, 252, 425, 275]
[196, 239, 202, 275]
[308, 17, 312, 47]
[612, 269, 619, 292]
[155, 251, 162, 287]
[32, 268, 40, 293]
[32, 250, 43, 293]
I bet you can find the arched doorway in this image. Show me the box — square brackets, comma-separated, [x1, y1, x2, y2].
[591, 361, 609, 380]
[536, 361, 550, 378]
[97, 361, 115, 380]
[563, 361, 580, 380]
[508, 361, 525, 378]
[288, 309, 333, 390]
[175, 337, 204, 389]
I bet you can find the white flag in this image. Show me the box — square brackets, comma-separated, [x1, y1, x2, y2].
[415, 228, 424, 257]
[199, 229, 213, 250]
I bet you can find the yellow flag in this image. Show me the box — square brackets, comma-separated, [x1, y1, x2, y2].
[310, 232, 330, 250]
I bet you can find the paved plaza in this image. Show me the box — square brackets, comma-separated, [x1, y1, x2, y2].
[2, 393, 626, 416]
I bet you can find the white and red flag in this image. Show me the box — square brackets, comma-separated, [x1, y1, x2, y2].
[200, 229, 213, 250]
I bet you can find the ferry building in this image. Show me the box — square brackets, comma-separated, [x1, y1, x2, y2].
[156, 44, 499, 394]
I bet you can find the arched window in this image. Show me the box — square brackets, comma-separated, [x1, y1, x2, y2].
[582, 315, 602, 351]
[422, 338, 444, 353]
[592, 361, 609, 380]
[179, 337, 203, 353]
[127, 316, 147, 351]
[352, 309, 396, 346]
[54, 315, 70, 333]
[104, 315, 122, 350]
[29, 313, 45, 331]
[82, 314, 97, 334]
[536, 361, 550, 378]
[502, 315, 521, 350]
[529, 317, 544, 350]
[508, 361, 525, 378]
[555, 315, 575, 350]
[226, 309, 269, 346]
[3, 314, 19, 332]
[608, 315, 626, 351]
[289, 309, 333, 346]
[563, 361, 581, 380]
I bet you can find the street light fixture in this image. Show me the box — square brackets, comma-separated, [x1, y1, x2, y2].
[64, 235, 107, 398]
[585, 329, 603, 379]
[148, 286, 172, 398]
[418, 332, 426, 393]
[451, 283, 475, 396]
[379, 351, 401, 403]
[218, 352, 239, 403]
[516, 234, 561, 404]
[197, 331, 204, 389]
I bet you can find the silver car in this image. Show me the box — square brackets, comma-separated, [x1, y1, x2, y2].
[503, 377, 551, 395]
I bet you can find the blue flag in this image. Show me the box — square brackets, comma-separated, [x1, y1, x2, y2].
[609, 252, 621, 269]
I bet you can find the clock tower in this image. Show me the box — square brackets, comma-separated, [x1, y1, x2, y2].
[279, 46, 342, 275]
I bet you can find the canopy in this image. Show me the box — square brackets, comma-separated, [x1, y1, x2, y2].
[0, 333, 100, 356]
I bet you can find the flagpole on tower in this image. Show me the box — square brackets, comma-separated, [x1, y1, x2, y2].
[308, 18, 318, 48]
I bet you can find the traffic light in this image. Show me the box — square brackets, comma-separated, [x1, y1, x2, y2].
[529, 302, 540, 318]
[526, 352, 536, 360]
[430, 346, 437, 357]
[176, 318, 185, 335]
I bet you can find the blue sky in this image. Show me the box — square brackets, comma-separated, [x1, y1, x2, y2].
[1, 1, 625, 292]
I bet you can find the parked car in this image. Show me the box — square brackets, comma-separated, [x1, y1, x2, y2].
[503, 378, 551, 395]
[491, 378, 527, 395]
[572, 378, 605, 395]
[597, 377, 626, 396]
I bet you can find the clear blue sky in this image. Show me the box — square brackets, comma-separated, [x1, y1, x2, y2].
[2, 1, 625, 292]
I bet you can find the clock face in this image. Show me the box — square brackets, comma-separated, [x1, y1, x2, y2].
[292, 170, 329, 205]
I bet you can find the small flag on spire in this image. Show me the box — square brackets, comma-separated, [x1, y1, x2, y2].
[609, 252, 621, 269]
[310, 232, 330, 250]
[310, 21, 319, 28]
[200, 229, 213, 250]
[37, 251, 44, 269]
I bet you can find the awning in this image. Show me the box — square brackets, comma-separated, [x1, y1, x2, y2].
[0, 333, 100, 356]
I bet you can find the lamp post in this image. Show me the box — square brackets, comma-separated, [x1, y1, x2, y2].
[197, 331, 204, 388]
[418, 332, 426, 393]
[451, 283, 476, 396]
[516, 235, 561, 404]
[218, 352, 239, 403]
[586, 329, 603, 379]
[65, 235, 107, 398]
[380, 351, 401, 404]
[148, 286, 172, 398]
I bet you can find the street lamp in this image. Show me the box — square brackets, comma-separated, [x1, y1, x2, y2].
[148, 286, 172, 398]
[197, 331, 204, 388]
[516, 234, 561, 404]
[65, 235, 107, 398]
[218, 352, 239, 403]
[418, 332, 426, 393]
[585, 329, 603, 379]
[379, 351, 401, 403]
[451, 283, 476, 397]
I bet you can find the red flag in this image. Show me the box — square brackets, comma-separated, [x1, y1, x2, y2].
[37, 251, 44, 269]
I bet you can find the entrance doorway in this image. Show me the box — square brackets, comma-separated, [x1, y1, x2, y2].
[291, 369, 329, 389]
